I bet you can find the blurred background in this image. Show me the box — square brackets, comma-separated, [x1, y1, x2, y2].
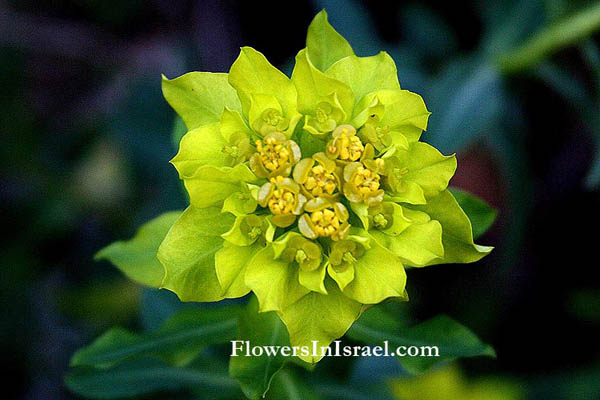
[1, 0, 599, 398]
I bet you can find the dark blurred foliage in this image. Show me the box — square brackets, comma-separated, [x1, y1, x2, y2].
[1, 0, 599, 399]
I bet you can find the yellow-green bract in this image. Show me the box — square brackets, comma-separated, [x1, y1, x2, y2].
[158, 10, 492, 363]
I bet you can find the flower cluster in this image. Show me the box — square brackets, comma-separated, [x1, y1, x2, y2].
[158, 11, 492, 363]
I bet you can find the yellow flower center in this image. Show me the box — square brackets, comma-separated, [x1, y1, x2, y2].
[267, 177, 297, 215]
[352, 163, 383, 196]
[309, 207, 342, 237]
[328, 131, 364, 161]
[256, 137, 291, 173]
[304, 164, 337, 197]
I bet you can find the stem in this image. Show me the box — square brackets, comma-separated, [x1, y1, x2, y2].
[497, 2, 600, 74]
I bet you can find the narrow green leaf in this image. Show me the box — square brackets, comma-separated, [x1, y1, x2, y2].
[230, 296, 289, 399]
[66, 357, 241, 400]
[95, 211, 181, 287]
[306, 9, 354, 72]
[348, 310, 495, 374]
[426, 60, 503, 153]
[498, 1, 600, 74]
[449, 188, 497, 239]
[71, 306, 240, 368]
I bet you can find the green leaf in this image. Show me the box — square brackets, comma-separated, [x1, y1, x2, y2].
[266, 369, 322, 400]
[426, 60, 503, 153]
[370, 215, 444, 267]
[230, 296, 289, 399]
[245, 245, 310, 312]
[291, 48, 354, 118]
[393, 141, 457, 199]
[326, 52, 400, 105]
[408, 190, 493, 265]
[170, 115, 187, 150]
[95, 211, 181, 287]
[66, 357, 241, 400]
[342, 238, 408, 304]
[299, 261, 328, 294]
[162, 72, 241, 130]
[70, 306, 240, 368]
[295, 128, 327, 158]
[357, 89, 430, 142]
[385, 179, 427, 205]
[222, 187, 259, 217]
[183, 164, 261, 209]
[306, 9, 355, 72]
[215, 241, 261, 298]
[278, 279, 362, 363]
[449, 188, 497, 239]
[158, 206, 234, 302]
[327, 262, 355, 291]
[170, 123, 229, 178]
[229, 46, 297, 119]
[348, 311, 495, 374]
[497, 1, 600, 74]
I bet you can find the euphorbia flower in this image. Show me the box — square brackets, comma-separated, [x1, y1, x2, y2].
[158, 10, 492, 363]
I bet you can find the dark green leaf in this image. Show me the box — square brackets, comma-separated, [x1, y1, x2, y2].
[66, 357, 241, 400]
[265, 369, 322, 400]
[425, 59, 504, 154]
[229, 296, 290, 399]
[348, 309, 495, 374]
[71, 306, 240, 368]
[171, 115, 188, 150]
[449, 188, 497, 239]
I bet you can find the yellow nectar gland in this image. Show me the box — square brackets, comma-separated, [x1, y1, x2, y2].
[267, 177, 297, 215]
[353, 162, 383, 196]
[329, 128, 364, 161]
[304, 164, 337, 196]
[310, 207, 341, 237]
[256, 137, 291, 173]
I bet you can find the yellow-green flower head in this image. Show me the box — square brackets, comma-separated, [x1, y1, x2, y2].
[250, 132, 301, 178]
[343, 158, 385, 206]
[157, 10, 493, 364]
[325, 124, 364, 162]
[298, 197, 350, 241]
[257, 176, 306, 227]
[293, 152, 342, 199]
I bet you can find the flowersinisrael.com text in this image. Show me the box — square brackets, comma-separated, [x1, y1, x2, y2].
[231, 340, 440, 358]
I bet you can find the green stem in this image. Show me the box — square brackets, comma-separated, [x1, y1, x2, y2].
[498, 2, 600, 74]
